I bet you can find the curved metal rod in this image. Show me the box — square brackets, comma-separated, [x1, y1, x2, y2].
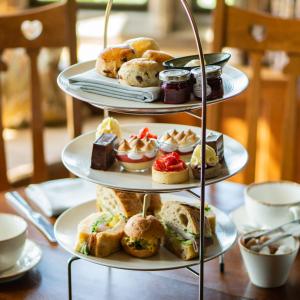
[103, 1, 207, 299]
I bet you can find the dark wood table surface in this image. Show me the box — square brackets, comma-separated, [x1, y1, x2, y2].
[1, 182, 300, 300]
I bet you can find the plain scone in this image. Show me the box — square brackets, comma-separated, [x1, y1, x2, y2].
[125, 37, 160, 57]
[95, 45, 136, 78]
[118, 58, 163, 87]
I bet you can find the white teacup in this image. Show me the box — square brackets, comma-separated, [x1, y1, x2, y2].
[0, 213, 27, 272]
[245, 181, 300, 228]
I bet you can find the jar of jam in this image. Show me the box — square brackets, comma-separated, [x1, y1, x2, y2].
[159, 69, 192, 104]
[191, 65, 224, 101]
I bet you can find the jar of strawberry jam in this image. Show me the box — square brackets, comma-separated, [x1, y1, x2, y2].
[159, 69, 192, 104]
[191, 65, 223, 101]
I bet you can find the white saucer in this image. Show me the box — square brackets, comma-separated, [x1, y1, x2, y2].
[0, 239, 42, 283]
[230, 205, 265, 234]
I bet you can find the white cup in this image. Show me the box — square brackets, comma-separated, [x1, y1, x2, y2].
[245, 181, 300, 228]
[0, 213, 27, 272]
[239, 232, 299, 288]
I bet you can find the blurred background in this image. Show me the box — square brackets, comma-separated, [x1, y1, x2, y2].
[1, 0, 300, 188]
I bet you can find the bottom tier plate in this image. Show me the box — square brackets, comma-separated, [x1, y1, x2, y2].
[54, 194, 237, 271]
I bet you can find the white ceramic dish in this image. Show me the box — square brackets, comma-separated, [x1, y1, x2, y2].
[0, 214, 27, 272]
[0, 239, 42, 283]
[54, 194, 237, 271]
[239, 232, 299, 288]
[245, 181, 300, 228]
[62, 123, 248, 193]
[57, 60, 249, 114]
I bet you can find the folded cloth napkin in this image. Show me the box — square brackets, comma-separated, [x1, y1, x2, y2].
[67, 69, 161, 103]
[25, 178, 96, 217]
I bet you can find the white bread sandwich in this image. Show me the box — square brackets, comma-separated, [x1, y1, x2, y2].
[121, 214, 165, 258]
[75, 212, 125, 257]
[96, 185, 161, 218]
[156, 201, 215, 260]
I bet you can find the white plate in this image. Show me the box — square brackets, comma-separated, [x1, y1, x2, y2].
[57, 60, 248, 114]
[62, 123, 248, 193]
[54, 194, 237, 271]
[0, 239, 42, 283]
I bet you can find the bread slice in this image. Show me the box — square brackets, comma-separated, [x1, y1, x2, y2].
[156, 201, 214, 260]
[96, 185, 161, 218]
[75, 212, 125, 257]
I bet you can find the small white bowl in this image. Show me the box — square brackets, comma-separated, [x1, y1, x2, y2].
[239, 231, 299, 288]
[0, 213, 27, 272]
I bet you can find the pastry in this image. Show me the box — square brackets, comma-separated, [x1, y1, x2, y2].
[96, 186, 162, 218]
[142, 50, 174, 64]
[190, 144, 221, 179]
[95, 117, 122, 140]
[152, 152, 189, 184]
[115, 137, 158, 172]
[158, 129, 200, 162]
[118, 58, 163, 87]
[125, 37, 160, 58]
[156, 201, 214, 260]
[74, 212, 125, 257]
[121, 214, 165, 258]
[130, 127, 157, 140]
[90, 133, 117, 170]
[206, 132, 224, 161]
[95, 44, 136, 78]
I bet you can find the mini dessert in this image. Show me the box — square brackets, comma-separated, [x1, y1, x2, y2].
[190, 144, 221, 179]
[95, 117, 122, 140]
[115, 137, 158, 172]
[96, 185, 162, 219]
[129, 127, 157, 140]
[152, 152, 189, 184]
[121, 214, 165, 258]
[75, 212, 125, 257]
[142, 50, 174, 64]
[91, 133, 117, 171]
[159, 69, 192, 104]
[118, 58, 163, 88]
[95, 44, 136, 78]
[206, 131, 224, 161]
[125, 37, 160, 58]
[158, 129, 200, 162]
[156, 201, 214, 260]
[191, 65, 224, 101]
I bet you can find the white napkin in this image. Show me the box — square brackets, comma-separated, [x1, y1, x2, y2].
[25, 178, 96, 217]
[67, 69, 161, 103]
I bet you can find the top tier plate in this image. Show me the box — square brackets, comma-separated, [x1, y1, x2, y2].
[57, 60, 248, 115]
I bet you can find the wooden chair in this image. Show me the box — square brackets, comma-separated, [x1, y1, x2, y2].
[210, 0, 300, 183]
[0, 0, 81, 191]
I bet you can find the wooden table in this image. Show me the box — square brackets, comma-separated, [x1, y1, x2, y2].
[1, 182, 300, 300]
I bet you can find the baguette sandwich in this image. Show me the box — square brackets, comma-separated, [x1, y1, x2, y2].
[96, 185, 161, 219]
[75, 212, 125, 257]
[156, 201, 216, 260]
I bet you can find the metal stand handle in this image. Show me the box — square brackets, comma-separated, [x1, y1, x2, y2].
[68, 256, 80, 300]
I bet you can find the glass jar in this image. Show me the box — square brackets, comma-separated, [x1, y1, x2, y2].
[191, 65, 224, 101]
[159, 69, 192, 104]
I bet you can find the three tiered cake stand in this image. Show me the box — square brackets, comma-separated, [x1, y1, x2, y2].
[55, 1, 249, 299]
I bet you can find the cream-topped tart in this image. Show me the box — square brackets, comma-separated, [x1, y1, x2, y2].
[190, 144, 221, 179]
[152, 152, 189, 184]
[158, 129, 200, 162]
[116, 137, 158, 172]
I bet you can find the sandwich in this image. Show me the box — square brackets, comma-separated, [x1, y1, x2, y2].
[75, 212, 125, 257]
[121, 214, 165, 258]
[96, 185, 161, 219]
[156, 201, 216, 260]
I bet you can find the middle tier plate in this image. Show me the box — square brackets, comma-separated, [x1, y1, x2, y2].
[62, 123, 248, 193]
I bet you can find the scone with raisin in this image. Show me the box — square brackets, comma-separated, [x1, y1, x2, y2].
[96, 45, 136, 78]
[125, 37, 160, 58]
[118, 58, 163, 88]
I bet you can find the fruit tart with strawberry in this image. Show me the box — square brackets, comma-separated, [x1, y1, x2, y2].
[152, 152, 189, 184]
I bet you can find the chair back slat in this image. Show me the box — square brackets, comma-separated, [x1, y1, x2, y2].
[0, 0, 80, 190]
[213, 0, 300, 183]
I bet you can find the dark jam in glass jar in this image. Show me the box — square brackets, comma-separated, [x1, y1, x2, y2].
[191, 65, 223, 101]
[159, 69, 192, 104]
